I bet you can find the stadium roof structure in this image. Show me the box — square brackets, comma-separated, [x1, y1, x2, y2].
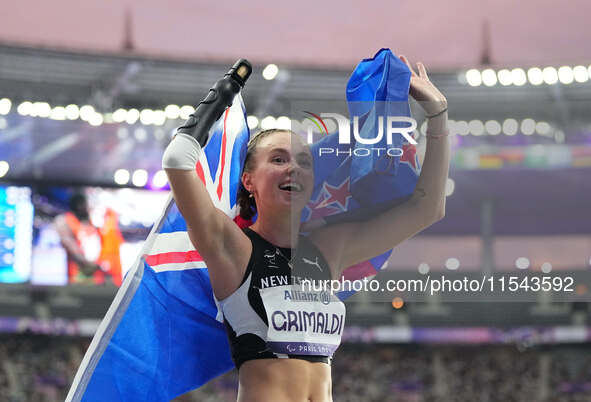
[1, 44, 591, 124]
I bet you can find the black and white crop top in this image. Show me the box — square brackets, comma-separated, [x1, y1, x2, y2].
[216, 227, 346, 369]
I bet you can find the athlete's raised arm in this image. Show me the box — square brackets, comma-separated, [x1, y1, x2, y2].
[310, 56, 450, 279]
[162, 60, 254, 300]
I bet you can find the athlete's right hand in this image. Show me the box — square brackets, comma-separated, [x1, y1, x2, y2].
[399, 55, 447, 116]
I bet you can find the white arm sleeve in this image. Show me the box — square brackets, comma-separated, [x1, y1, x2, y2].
[162, 133, 204, 170]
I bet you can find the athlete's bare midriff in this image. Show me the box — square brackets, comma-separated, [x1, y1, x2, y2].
[237, 358, 332, 402]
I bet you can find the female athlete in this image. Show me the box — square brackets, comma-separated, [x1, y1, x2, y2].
[162, 55, 449, 402]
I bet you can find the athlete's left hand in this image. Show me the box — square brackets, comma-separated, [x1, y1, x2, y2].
[399, 55, 447, 116]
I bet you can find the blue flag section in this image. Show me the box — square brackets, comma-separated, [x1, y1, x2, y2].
[304, 48, 420, 290]
[347, 48, 415, 206]
[67, 49, 420, 401]
[67, 96, 250, 402]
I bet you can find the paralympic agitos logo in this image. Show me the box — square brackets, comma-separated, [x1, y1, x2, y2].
[301, 111, 418, 157]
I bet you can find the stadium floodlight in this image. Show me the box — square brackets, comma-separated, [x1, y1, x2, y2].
[465, 69, 482, 86]
[79, 105, 95, 121]
[247, 115, 259, 129]
[33, 102, 51, 118]
[153, 110, 166, 126]
[535, 121, 551, 135]
[447, 120, 457, 135]
[132, 169, 148, 187]
[140, 109, 154, 125]
[126, 108, 140, 124]
[17, 101, 33, 116]
[65, 104, 80, 120]
[558, 66, 574, 84]
[515, 257, 530, 270]
[50, 106, 67, 120]
[445, 258, 460, 270]
[573, 65, 589, 83]
[485, 120, 501, 135]
[260, 116, 276, 130]
[555, 130, 565, 143]
[511, 68, 527, 86]
[417, 263, 430, 275]
[502, 119, 518, 136]
[445, 178, 455, 197]
[164, 104, 181, 120]
[456, 121, 469, 136]
[521, 118, 536, 135]
[88, 112, 104, 126]
[527, 67, 544, 85]
[276, 116, 291, 130]
[0, 161, 9, 178]
[152, 170, 168, 189]
[0, 98, 11, 115]
[114, 169, 130, 185]
[113, 108, 127, 123]
[542, 67, 558, 85]
[481, 69, 497, 86]
[541, 262, 552, 273]
[179, 105, 194, 120]
[262, 64, 279, 80]
[497, 69, 512, 86]
[468, 120, 485, 136]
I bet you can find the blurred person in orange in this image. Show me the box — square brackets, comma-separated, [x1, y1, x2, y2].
[54, 192, 105, 284]
[97, 208, 124, 286]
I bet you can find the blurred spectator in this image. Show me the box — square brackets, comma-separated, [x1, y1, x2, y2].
[54, 192, 123, 286]
[54, 192, 103, 284]
[2, 335, 591, 401]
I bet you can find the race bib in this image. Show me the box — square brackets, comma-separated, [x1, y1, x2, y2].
[260, 284, 346, 356]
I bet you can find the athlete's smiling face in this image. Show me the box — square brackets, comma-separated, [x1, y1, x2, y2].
[242, 130, 314, 215]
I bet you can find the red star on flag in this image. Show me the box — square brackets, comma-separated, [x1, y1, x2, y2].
[316, 180, 351, 210]
[306, 193, 341, 221]
[400, 143, 418, 170]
